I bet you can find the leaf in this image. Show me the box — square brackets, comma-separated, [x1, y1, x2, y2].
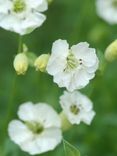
[63, 139, 80, 156]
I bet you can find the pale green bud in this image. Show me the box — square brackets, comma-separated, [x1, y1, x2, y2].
[34, 54, 50, 72]
[105, 40, 117, 62]
[13, 53, 28, 75]
[59, 111, 72, 132]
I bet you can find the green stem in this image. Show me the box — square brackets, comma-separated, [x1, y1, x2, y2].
[1, 74, 17, 146]
[18, 35, 23, 53]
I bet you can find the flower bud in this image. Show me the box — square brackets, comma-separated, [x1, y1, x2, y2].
[34, 54, 50, 72]
[13, 53, 28, 75]
[105, 40, 117, 62]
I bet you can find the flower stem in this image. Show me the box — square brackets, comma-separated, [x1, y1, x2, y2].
[18, 35, 23, 53]
[1, 74, 17, 142]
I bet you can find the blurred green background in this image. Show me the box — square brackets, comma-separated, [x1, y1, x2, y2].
[0, 0, 117, 156]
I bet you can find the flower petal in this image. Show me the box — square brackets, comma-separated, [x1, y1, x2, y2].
[71, 42, 98, 67]
[20, 128, 62, 155]
[8, 120, 33, 145]
[21, 12, 46, 35]
[36, 0, 48, 12]
[47, 39, 69, 75]
[18, 102, 36, 122]
[18, 102, 61, 128]
[27, 0, 48, 12]
[68, 69, 90, 91]
[71, 42, 90, 58]
[34, 103, 61, 128]
[82, 110, 96, 125]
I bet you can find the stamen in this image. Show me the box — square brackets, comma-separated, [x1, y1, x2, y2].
[64, 52, 79, 72]
[26, 122, 44, 134]
[13, 0, 26, 13]
[70, 105, 79, 115]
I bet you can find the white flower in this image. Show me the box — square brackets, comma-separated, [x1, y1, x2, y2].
[8, 102, 62, 155]
[60, 91, 95, 125]
[0, 0, 48, 35]
[96, 0, 117, 24]
[46, 39, 99, 92]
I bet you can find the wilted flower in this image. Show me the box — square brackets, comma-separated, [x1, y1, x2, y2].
[47, 39, 99, 92]
[105, 40, 117, 62]
[0, 0, 48, 35]
[8, 102, 62, 155]
[13, 53, 29, 75]
[60, 91, 95, 125]
[96, 0, 117, 24]
[34, 54, 50, 72]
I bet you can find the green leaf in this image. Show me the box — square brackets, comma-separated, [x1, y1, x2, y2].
[63, 139, 80, 156]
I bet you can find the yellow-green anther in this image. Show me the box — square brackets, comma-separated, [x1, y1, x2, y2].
[64, 52, 78, 72]
[70, 105, 79, 115]
[13, 0, 26, 13]
[26, 122, 44, 134]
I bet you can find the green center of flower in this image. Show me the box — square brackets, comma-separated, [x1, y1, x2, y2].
[70, 105, 79, 115]
[64, 52, 79, 72]
[112, 0, 117, 8]
[26, 122, 44, 134]
[13, 0, 26, 13]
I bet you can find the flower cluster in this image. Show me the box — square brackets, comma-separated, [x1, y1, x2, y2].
[11, 38, 99, 154]
[0, 0, 100, 155]
[8, 91, 96, 155]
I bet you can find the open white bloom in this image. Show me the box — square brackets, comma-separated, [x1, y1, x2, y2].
[60, 91, 95, 125]
[96, 0, 117, 24]
[8, 102, 62, 155]
[47, 39, 99, 92]
[0, 0, 48, 35]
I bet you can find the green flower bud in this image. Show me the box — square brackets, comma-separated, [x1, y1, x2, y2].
[34, 54, 50, 72]
[13, 53, 28, 75]
[105, 40, 117, 62]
